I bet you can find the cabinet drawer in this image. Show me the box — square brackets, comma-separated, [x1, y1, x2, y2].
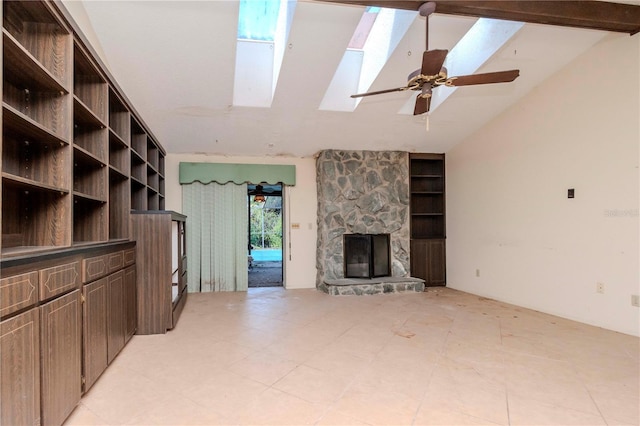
[83, 251, 124, 283]
[0, 271, 39, 317]
[39, 262, 81, 301]
[107, 251, 124, 273]
[123, 249, 135, 266]
[83, 255, 109, 283]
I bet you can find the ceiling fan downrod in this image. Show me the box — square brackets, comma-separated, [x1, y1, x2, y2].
[419, 1, 437, 50]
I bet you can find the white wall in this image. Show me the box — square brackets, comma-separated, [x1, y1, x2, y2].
[446, 34, 640, 336]
[165, 154, 317, 289]
[61, 1, 112, 72]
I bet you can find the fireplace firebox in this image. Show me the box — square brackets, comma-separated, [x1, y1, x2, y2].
[343, 233, 391, 279]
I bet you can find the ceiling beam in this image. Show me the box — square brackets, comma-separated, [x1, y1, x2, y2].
[317, 1, 640, 34]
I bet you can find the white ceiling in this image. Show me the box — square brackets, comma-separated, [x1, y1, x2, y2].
[69, 0, 619, 158]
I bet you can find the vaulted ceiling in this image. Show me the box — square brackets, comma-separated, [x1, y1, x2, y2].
[67, 0, 639, 158]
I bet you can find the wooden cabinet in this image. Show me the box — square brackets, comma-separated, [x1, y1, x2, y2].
[131, 211, 187, 334]
[0, 308, 41, 426]
[409, 154, 446, 286]
[2, 0, 160, 423]
[1, 242, 135, 424]
[410, 239, 446, 286]
[40, 289, 82, 426]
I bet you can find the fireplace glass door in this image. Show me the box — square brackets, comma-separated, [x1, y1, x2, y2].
[343, 233, 390, 278]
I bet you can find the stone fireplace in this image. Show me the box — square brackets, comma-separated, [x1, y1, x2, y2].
[316, 150, 424, 295]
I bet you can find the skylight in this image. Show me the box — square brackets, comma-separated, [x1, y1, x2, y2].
[233, 0, 296, 108]
[319, 7, 416, 112]
[237, 0, 280, 41]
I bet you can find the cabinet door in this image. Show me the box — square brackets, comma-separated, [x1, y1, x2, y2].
[410, 239, 429, 282]
[107, 270, 125, 363]
[83, 277, 108, 392]
[428, 239, 446, 286]
[1, 308, 41, 426]
[410, 239, 446, 286]
[123, 265, 137, 342]
[41, 290, 82, 426]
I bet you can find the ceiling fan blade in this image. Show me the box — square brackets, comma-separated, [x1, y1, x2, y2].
[447, 70, 520, 86]
[413, 96, 431, 115]
[350, 86, 408, 98]
[421, 49, 448, 76]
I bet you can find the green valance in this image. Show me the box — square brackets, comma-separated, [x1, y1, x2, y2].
[179, 162, 296, 186]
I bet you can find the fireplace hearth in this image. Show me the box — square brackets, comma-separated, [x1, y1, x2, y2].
[344, 233, 390, 279]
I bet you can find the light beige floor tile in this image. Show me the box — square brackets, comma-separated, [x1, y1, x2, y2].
[273, 364, 352, 404]
[414, 403, 504, 426]
[64, 403, 110, 426]
[508, 393, 607, 425]
[315, 408, 372, 425]
[180, 369, 269, 421]
[228, 349, 298, 386]
[422, 363, 509, 425]
[235, 387, 326, 425]
[332, 381, 421, 425]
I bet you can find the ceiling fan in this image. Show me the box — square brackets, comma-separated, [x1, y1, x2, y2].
[350, 1, 520, 115]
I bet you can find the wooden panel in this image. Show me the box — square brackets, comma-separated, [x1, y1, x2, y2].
[107, 250, 124, 273]
[131, 213, 172, 335]
[123, 248, 136, 266]
[410, 239, 429, 283]
[123, 266, 137, 342]
[82, 254, 108, 283]
[428, 239, 446, 286]
[0, 271, 38, 317]
[171, 287, 187, 330]
[318, 1, 640, 34]
[40, 289, 81, 426]
[0, 308, 41, 426]
[107, 271, 125, 363]
[39, 260, 81, 300]
[82, 277, 108, 392]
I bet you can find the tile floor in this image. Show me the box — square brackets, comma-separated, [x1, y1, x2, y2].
[65, 287, 639, 425]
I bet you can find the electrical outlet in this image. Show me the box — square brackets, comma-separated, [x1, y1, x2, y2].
[475, 269, 480, 277]
[596, 282, 605, 294]
[632, 295, 640, 307]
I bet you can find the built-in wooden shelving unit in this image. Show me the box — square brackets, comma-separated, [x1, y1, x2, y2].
[1, 0, 166, 257]
[409, 153, 446, 286]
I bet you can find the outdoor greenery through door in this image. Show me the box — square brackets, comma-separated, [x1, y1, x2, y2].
[248, 183, 283, 287]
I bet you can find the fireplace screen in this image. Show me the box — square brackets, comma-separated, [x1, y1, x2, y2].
[343, 233, 391, 278]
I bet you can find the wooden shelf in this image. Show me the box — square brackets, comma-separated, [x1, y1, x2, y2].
[3, 103, 69, 146]
[74, 144, 106, 167]
[72, 195, 107, 243]
[2, 176, 71, 249]
[73, 147, 107, 201]
[73, 190, 107, 204]
[73, 43, 107, 124]
[2, 172, 68, 194]
[73, 96, 106, 128]
[108, 89, 130, 144]
[3, 1, 72, 88]
[130, 118, 147, 160]
[3, 29, 68, 94]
